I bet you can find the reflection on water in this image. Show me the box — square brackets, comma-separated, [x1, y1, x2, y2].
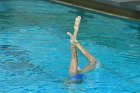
[0, 14, 14, 30]
[129, 24, 140, 31]
[0, 1, 14, 12]
[0, 45, 54, 87]
[128, 24, 140, 39]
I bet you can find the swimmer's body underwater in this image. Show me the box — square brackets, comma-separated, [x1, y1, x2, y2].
[65, 16, 97, 84]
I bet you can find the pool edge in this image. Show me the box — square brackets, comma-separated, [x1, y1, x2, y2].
[50, 0, 140, 22]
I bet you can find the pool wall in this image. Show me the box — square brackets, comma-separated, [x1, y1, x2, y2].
[52, 0, 140, 21]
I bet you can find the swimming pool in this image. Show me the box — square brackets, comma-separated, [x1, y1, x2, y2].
[0, 0, 140, 93]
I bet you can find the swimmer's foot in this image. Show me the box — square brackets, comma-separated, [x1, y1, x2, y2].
[67, 32, 78, 46]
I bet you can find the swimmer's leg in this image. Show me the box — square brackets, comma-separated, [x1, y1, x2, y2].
[69, 44, 78, 74]
[75, 42, 97, 74]
[68, 16, 96, 74]
[68, 16, 81, 75]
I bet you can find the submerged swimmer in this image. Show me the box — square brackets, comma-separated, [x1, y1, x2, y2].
[65, 16, 96, 84]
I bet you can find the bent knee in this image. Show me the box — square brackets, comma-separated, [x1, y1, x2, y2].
[90, 60, 96, 66]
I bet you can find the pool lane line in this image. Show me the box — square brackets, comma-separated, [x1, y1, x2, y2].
[50, 0, 140, 22]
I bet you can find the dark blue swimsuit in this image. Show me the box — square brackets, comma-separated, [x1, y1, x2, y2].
[68, 74, 84, 83]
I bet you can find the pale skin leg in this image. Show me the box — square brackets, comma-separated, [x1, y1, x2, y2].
[68, 16, 96, 75]
[68, 16, 81, 74]
[75, 42, 96, 74]
[69, 44, 78, 74]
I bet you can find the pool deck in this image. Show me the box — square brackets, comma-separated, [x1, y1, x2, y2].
[52, 0, 140, 21]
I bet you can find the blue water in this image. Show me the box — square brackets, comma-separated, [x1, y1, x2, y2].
[0, 0, 140, 93]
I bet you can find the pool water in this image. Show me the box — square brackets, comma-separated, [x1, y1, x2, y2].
[0, 0, 140, 93]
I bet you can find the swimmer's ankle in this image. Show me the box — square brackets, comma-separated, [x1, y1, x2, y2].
[70, 39, 78, 46]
